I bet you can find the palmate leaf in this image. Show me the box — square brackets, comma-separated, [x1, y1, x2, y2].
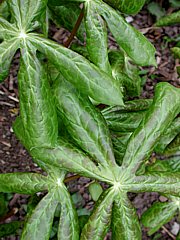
[7, 0, 48, 31]
[53, 75, 116, 167]
[122, 82, 180, 174]
[84, 1, 111, 74]
[105, 0, 146, 14]
[0, 173, 48, 194]
[30, 138, 116, 184]
[57, 184, 79, 240]
[48, 3, 85, 42]
[21, 190, 58, 240]
[18, 41, 58, 148]
[0, 1, 10, 21]
[141, 201, 178, 235]
[164, 133, 180, 156]
[81, 189, 114, 240]
[94, 0, 156, 66]
[29, 34, 124, 105]
[0, 38, 19, 82]
[112, 193, 141, 240]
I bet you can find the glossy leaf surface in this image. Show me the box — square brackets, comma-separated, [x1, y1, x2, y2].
[0, 38, 19, 82]
[57, 185, 79, 240]
[112, 193, 141, 240]
[29, 35, 124, 105]
[141, 202, 178, 235]
[105, 0, 146, 14]
[95, 0, 156, 66]
[81, 189, 114, 240]
[53, 76, 116, 167]
[21, 191, 58, 240]
[0, 173, 48, 194]
[122, 83, 180, 174]
[85, 1, 111, 74]
[18, 42, 58, 148]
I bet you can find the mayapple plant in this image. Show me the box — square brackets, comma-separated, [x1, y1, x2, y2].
[0, 0, 179, 239]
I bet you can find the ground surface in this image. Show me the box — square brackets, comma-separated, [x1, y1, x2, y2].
[0, 2, 179, 240]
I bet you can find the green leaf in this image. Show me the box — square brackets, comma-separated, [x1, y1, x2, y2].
[146, 157, 180, 173]
[131, 173, 180, 197]
[0, 221, 22, 238]
[0, 38, 19, 82]
[21, 191, 58, 240]
[53, 76, 116, 167]
[95, 0, 156, 66]
[0, 17, 17, 39]
[30, 138, 116, 184]
[112, 193, 141, 240]
[147, 2, 165, 20]
[122, 83, 180, 174]
[155, 117, 180, 153]
[57, 185, 79, 240]
[18, 41, 58, 148]
[102, 99, 153, 115]
[171, 47, 180, 59]
[0, 1, 10, 21]
[164, 133, 180, 156]
[29, 34, 124, 105]
[111, 132, 132, 165]
[7, 0, 48, 31]
[84, 1, 111, 74]
[109, 50, 141, 97]
[155, 10, 180, 26]
[89, 182, 103, 201]
[0, 173, 48, 194]
[141, 202, 178, 235]
[169, 0, 180, 8]
[103, 111, 146, 132]
[0, 193, 8, 217]
[105, 0, 146, 14]
[48, 3, 85, 42]
[81, 189, 114, 240]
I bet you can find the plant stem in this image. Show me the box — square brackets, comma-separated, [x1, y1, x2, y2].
[64, 174, 81, 183]
[63, 7, 84, 48]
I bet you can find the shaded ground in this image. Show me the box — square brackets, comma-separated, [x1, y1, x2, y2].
[0, 3, 179, 240]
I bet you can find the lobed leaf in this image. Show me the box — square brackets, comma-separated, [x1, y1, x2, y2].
[94, 0, 156, 66]
[81, 189, 114, 240]
[53, 76, 116, 167]
[130, 173, 180, 197]
[112, 193, 141, 240]
[84, 1, 111, 74]
[0, 173, 48, 194]
[57, 184, 79, 240]
[122, 82, 180, 174]
[30, 138, 116, 183]
[21, 191, 58, 240]
[164, 133, 180, 156]
[18, 41, 58, 148]
[0, 38, 19, 82]
[29, 34, 124, 105]
[141, 202, 178, 235]
[7, 0, 48, 31]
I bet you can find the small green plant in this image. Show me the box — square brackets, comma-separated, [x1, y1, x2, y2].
[0, 0, 179, 239]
